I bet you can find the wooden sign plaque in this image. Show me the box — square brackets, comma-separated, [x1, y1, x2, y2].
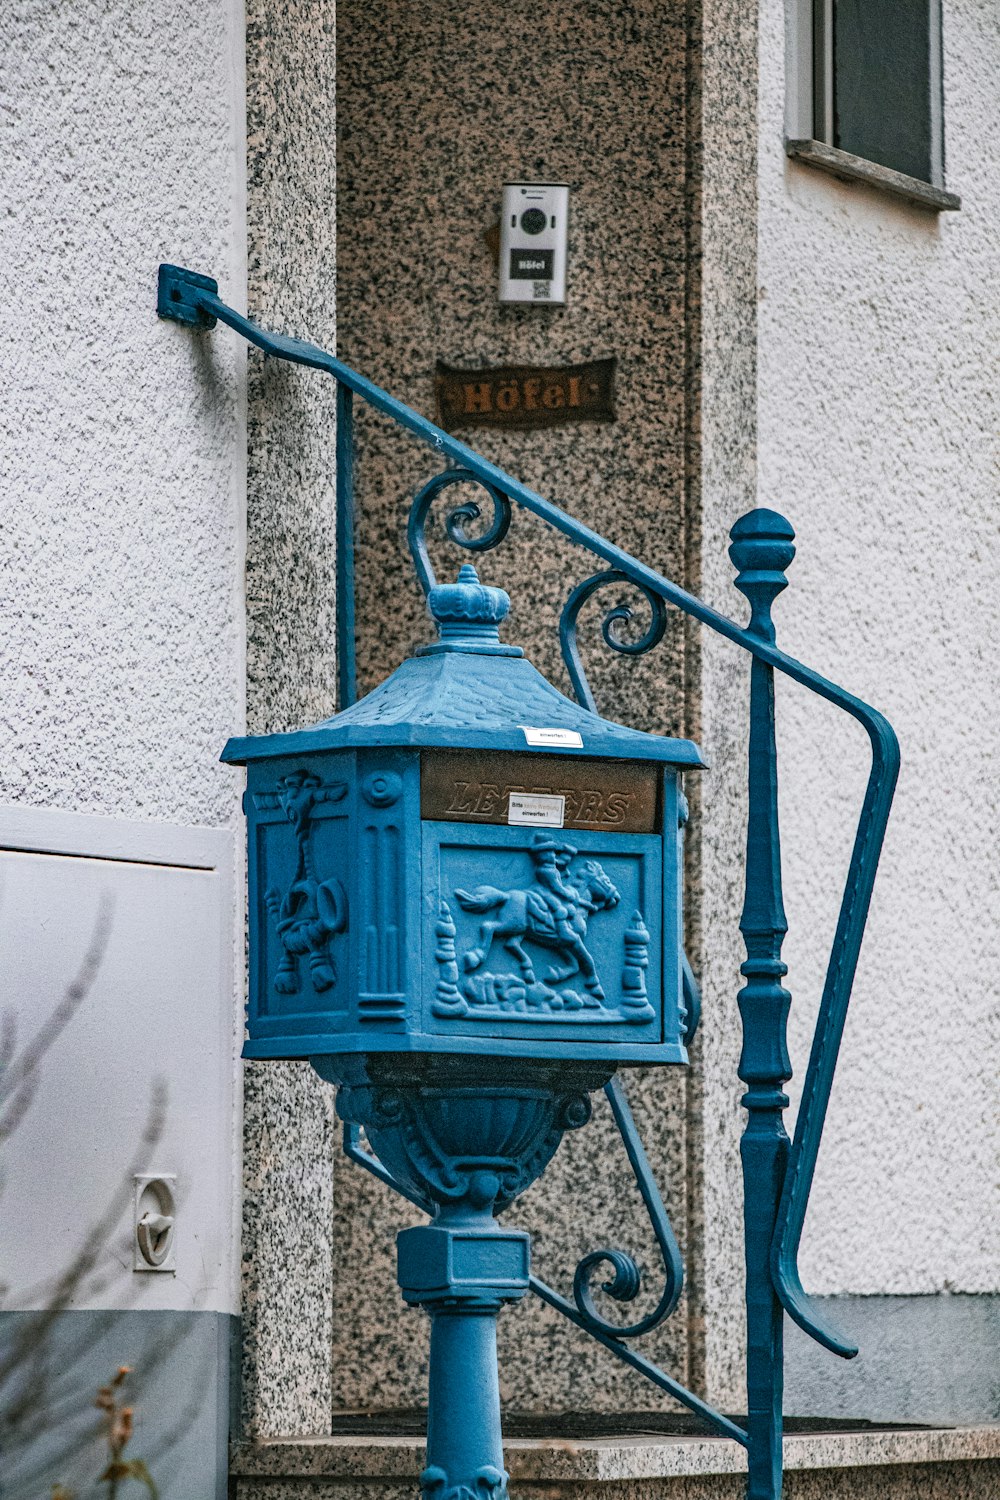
[435, 357, 616, 433]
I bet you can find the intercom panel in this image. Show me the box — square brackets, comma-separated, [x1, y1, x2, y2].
[498, 183, 569, 305]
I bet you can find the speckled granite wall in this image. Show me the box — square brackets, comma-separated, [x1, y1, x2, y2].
[242, 0, 339, 1440]
[335, 0, 700, 1414]
[339, 0, 695, 724]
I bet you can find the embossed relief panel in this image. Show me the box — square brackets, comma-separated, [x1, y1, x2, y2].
[248, 755, 353, 1038]
[661, 769, 686, 1050]
[423, 822, 663, 1046]
[355, 752, 421, 1027]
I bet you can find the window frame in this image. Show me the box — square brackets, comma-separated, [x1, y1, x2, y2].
[785, 0, 959, 211]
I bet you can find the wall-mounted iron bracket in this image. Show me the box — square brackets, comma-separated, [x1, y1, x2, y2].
[158, 263, 900, 1500]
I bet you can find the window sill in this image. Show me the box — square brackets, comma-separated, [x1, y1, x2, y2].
[785, 138, 961, 212]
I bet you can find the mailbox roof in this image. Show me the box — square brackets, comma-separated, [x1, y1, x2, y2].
[222, 566, 704, 768]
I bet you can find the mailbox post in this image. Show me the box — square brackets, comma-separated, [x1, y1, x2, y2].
[223, 563, 703, 1500]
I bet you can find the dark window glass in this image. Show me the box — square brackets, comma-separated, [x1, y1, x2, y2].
[815, 0, 938, 183]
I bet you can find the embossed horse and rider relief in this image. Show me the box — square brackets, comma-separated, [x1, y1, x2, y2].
[433, 831, 654, 1023]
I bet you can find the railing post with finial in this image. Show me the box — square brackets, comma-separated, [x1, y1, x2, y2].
[729, 509, 796, 1500]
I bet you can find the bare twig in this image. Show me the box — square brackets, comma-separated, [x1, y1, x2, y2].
[95, 1366, 158, 1498]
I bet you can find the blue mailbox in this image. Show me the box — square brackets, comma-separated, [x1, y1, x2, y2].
[223, 563, 702, 1070]
[223, 563, 705, 1500]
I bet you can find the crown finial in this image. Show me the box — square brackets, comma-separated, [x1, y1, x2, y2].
[729, 509, 795, 642]
[422, 565, 519, 656]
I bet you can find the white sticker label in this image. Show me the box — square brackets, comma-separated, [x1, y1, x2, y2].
[520, 726, 584, 749]
[507, 792, 566, 828]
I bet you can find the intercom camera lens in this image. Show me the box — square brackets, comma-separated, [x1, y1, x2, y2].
[520, 208, 547, 235]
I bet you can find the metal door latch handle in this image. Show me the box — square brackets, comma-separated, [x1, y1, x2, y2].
[133, 1174, 177, 1271]
[137, 1212, 174, 1267]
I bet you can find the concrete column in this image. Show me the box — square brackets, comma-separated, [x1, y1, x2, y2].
[241, 0, 339, 1440]
[688, 0, 761, 1414]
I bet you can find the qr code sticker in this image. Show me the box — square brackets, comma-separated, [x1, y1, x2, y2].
[532, 281, 552, 300]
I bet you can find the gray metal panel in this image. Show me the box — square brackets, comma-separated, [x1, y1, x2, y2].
[0, 1310, 237, 1500]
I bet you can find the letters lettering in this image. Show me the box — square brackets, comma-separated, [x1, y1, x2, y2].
[443, 780, 636, 826]
[476, 783, 502, 817]
[463, 382, 492, 414]
[446, 782, 477, 815]
[421, 752, 652, 832]
[604, 792, 629, 825]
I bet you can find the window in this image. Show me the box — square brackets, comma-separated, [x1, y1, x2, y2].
[786, 0, 959, 211]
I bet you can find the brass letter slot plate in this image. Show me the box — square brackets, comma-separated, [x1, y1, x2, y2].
[421, 752, 659, 834]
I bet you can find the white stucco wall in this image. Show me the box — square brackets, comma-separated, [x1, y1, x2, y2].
[2, 0, 248, 1323]
[3, 0, 247, 831]
[752, 0, 1000, 1296]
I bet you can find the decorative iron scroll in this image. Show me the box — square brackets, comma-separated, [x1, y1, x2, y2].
[559, 569, 669, 716]
[408, 476, 673, 730]
[570, 1074, 683, 1340]
[408, 468, 512, 599]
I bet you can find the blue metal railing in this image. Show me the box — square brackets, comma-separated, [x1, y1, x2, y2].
[158, 263, 899, 1497]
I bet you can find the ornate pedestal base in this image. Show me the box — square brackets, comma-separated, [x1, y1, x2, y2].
[400, 1220, 526, 1500]
[321, 1054, 611, 1500]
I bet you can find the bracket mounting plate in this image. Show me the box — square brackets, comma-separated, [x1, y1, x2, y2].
[157, 264, 218, 328]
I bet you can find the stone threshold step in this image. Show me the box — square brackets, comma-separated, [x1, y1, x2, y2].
[232, 1423, 1000, 1484]
[327, 1410, 938, 1440]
